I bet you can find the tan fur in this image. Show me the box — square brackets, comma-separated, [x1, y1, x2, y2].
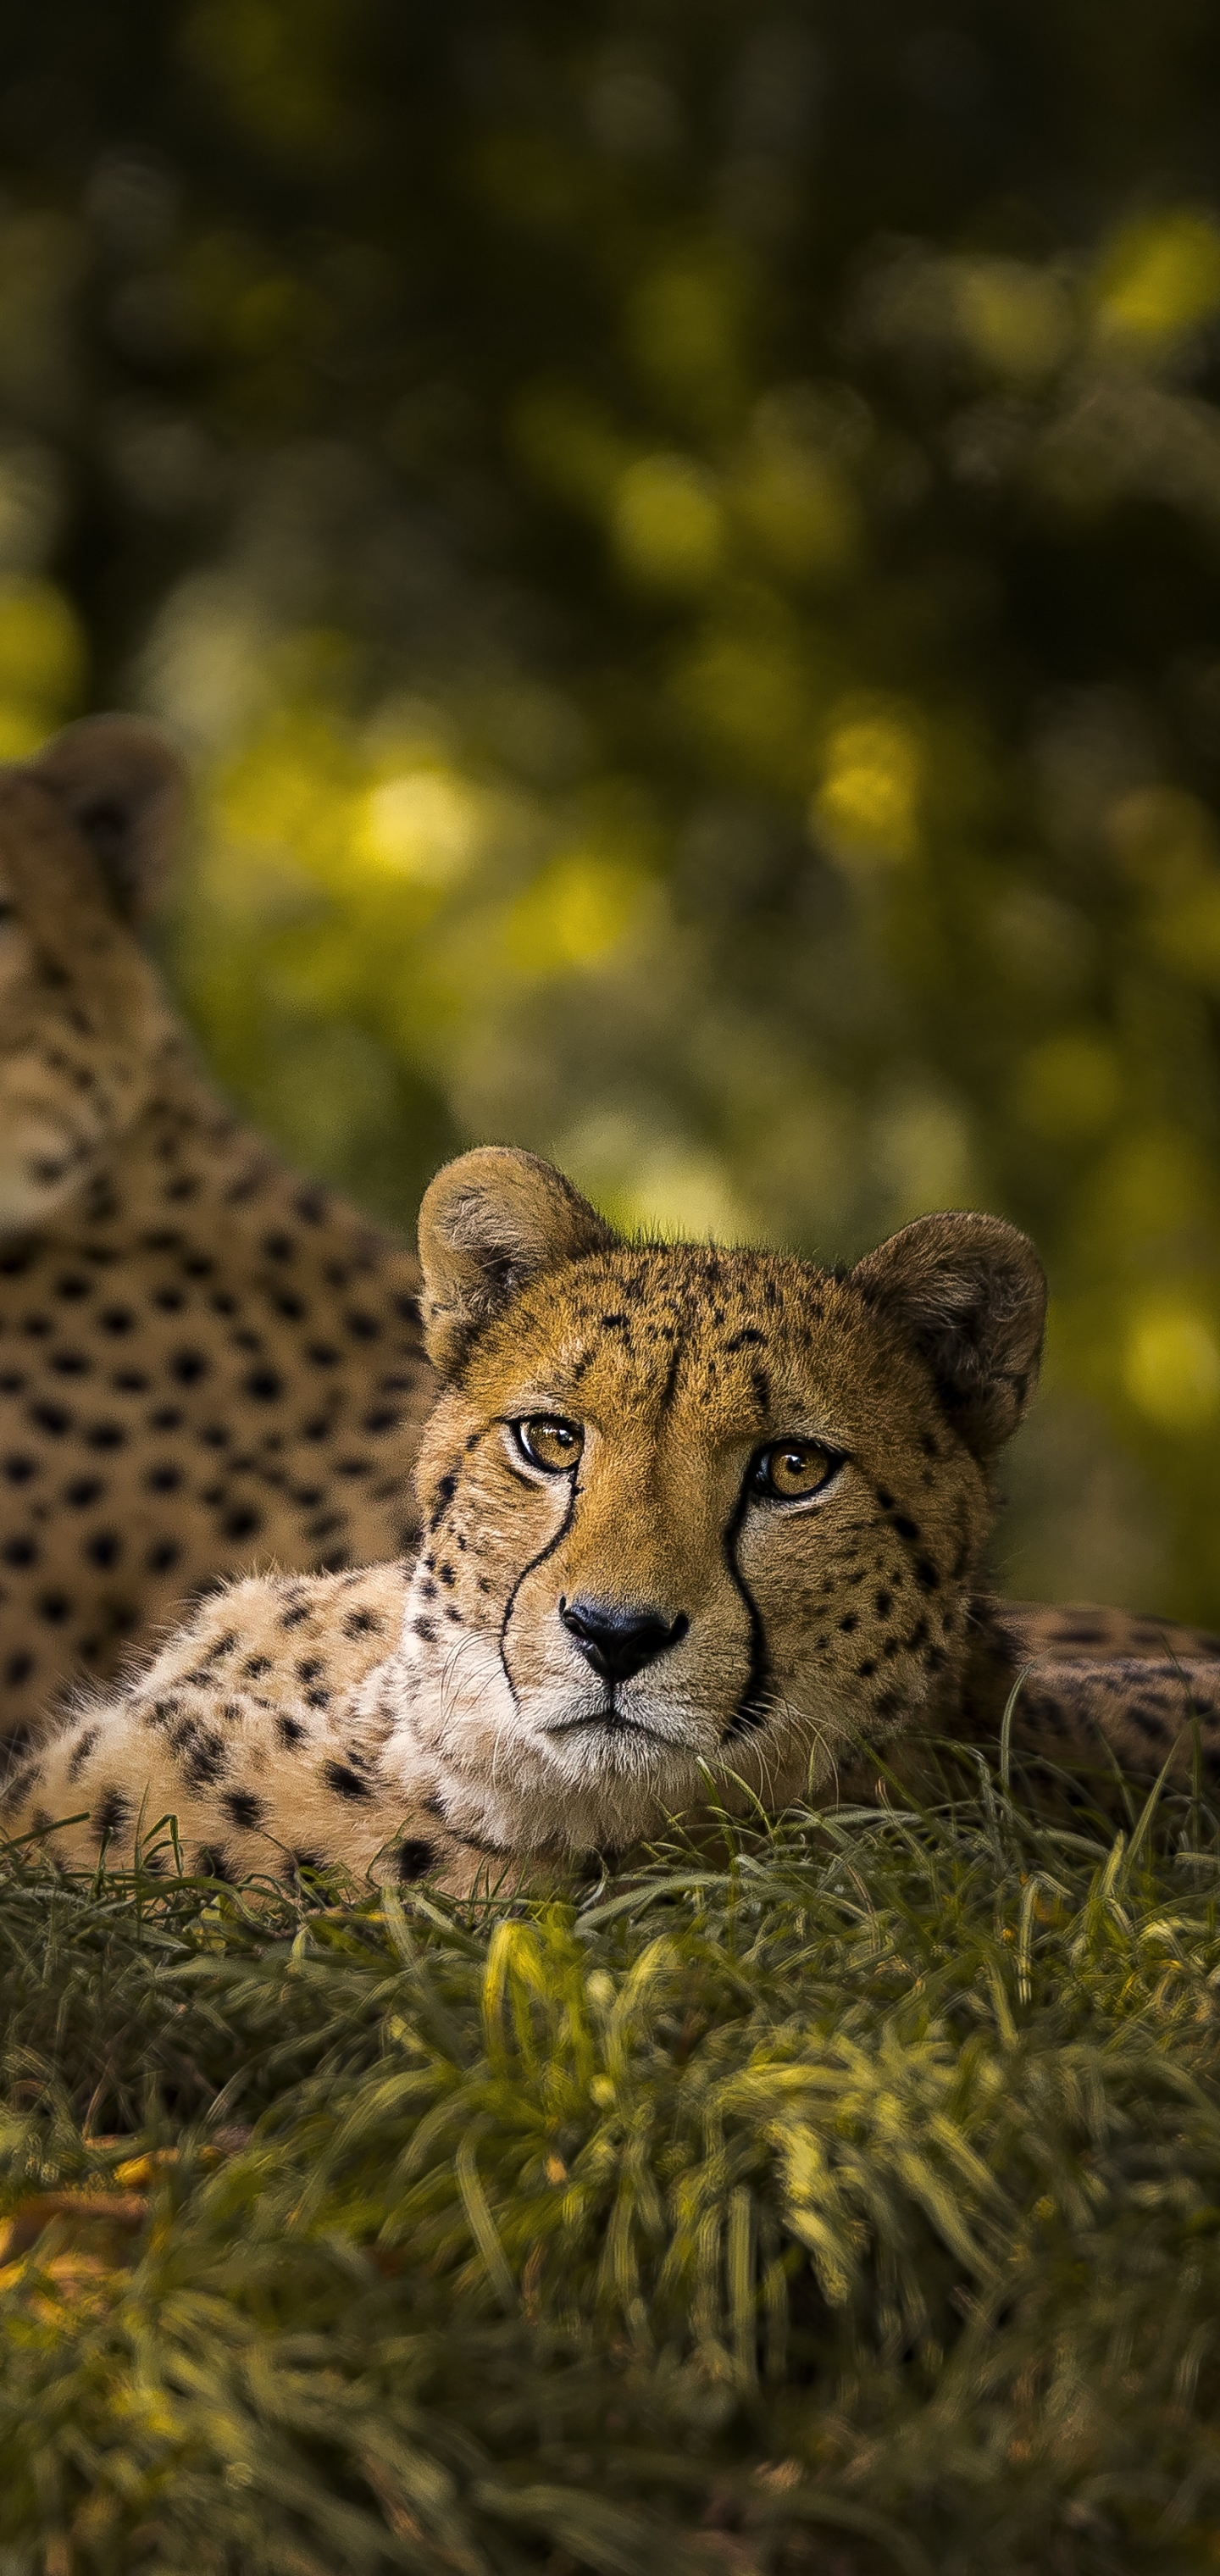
[9, 1148, 1218, 1890]
[0, 718, 434, 1740]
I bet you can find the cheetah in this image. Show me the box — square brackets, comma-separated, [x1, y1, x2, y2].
[0, 713, 435, 1740]
[10, 1146, 1220, 1894]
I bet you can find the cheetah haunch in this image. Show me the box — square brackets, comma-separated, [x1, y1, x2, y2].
[9, 1146, 1220, 1893]
[0, 716, 434, 1737]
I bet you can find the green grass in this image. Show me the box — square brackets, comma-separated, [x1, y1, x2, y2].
[3, 1755, 1220, 2575]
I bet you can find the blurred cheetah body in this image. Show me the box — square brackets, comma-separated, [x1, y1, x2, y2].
[0, 719, 433, 1738]
[12, 1148, 1220, 1890]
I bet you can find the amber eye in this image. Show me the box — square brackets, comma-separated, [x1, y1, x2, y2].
[751, 1440, 840, 1502]
[513, 1415, 585, 1473]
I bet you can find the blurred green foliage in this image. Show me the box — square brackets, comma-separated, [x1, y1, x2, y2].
[4, 3, 1220, 1609]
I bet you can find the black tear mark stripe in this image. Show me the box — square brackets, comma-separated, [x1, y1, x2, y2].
[721, 1481, 769, 1740]
[497, 1476, 579, 1713]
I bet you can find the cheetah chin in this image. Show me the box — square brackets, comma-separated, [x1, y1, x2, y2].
[8, 1146, 1220, 1897]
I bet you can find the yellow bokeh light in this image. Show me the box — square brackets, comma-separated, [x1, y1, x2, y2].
[624, 257, 743, 410]
[1094, 211, 1220, 352]
[1123, 1298, 1220, 1430]
[812, 713, 922, 868]
[0, 580, 85, 750]
[507, 853, 649, 974]
[956, 258, 1073, 382]
[612, 454, 724, 590]
[358, 770, 482, 886]
[735, 448, 860, 582]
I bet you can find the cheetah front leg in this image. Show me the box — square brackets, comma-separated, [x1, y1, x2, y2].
[0, 1568, 511, 1900]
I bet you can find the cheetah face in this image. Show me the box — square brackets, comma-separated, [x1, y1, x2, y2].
[380, 1149, 1046, 1857]
[0, 720, 183, 1235]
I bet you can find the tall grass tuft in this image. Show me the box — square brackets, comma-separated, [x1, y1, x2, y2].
[3, 1746, 1220, 2572]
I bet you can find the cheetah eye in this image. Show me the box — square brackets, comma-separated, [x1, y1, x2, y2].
[513, 1415, 585, 1473]
[751, 1440, 841, 1503]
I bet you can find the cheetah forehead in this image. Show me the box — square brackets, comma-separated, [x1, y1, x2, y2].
[462, 1242, 929, 1435]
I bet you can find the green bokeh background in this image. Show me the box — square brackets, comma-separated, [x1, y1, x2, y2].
[4, 1, 1220, 1615]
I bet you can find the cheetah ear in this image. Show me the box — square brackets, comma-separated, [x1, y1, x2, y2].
[30, 714, 187, 920]
[851, 1211, 1046, 1457]
[418, 1147, 615, 1375]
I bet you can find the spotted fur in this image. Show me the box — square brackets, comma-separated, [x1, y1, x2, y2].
[14, 1147, 1216, 1893]
[0, 716, 434, 1739]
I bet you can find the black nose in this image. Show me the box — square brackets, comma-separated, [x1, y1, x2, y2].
[559, 1596, 689, 1685]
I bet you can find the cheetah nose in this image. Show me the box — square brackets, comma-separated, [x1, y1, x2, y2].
[559, 1596, 689, 1684]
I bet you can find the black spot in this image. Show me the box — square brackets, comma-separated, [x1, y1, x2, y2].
[170, 1349, 209, 1384]
[84, 1531, 122, 1568]
[2, 1535, 37, 1567]
[875, 1485, 895, 1510]
[37, 1592, 71, 1624]
[363, 1407, 400, 1434]
[183, 1731, 227, 1788]
[99, 1308, 135, 1335]
[85, 1421, 125, 1451]
[4, 1651, 33, 1686]
[93, 1785, 131, 1842]
[49, 1349, 90, 1377]
[344, 1310, 380, 1341]
[280, 1597, 313, 1629]
[913, 1557, 941, 1592]
[725, 1327, 765, 1350]
[221, 1505, 263, 1541]
[323, 1759, 371, 1802]
[342, 1607, 383, 1637]
[54, 1274, 90, 1302]
[241, 1654, 272, 1678]
[279, 1715, 306, 1747]
[891, 1513, 920, 1543]
[66, 1727, 99, 1780]
[396, 1839, 437, 1883]
[297, 1657, 325, 1682]
[65, 1477, 103, 1507]
[149, 1407, 183, 1430]
[223, 1788, 266, 1829]
[857, 1658, 878, 1679]
[262, 1231, 293, 1262]
[244, 1368, 282, 1402]
[875, 1589, 894, 1617]
[3, 1456, 36, 1483]
[838, 1613, 858, 1634]
[307, 1343, 340, 1368]
[146, 1464, 181, 1492]
[194, 1846, 235, 1884]
[147, 1540, 180, 1573]
[30, 1402, 70, 1436]
[413, 1617, 436, 1642]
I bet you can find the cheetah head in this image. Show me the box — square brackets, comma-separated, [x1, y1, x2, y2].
[0, 715, 184, 1234]
[379, 1146, 1046, 1857]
